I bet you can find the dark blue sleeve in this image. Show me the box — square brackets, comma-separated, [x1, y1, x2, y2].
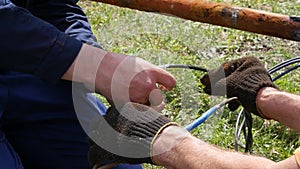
[0, 0, 83, 82]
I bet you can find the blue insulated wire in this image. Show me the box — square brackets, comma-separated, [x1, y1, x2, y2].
[185, 97, 237, 132]
[185, 103, 221, 131]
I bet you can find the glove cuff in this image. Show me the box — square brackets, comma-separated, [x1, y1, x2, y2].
[252, 80, 277, 118]
[89, 103, 178, 165]
[150, 122, 178, 163]
[236, 69, 277, 117]
[116, 104, 177, 163]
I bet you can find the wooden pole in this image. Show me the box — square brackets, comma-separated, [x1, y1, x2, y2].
[93, 0, 300, 41]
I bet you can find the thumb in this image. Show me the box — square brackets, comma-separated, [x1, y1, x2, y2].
[211, 78, 227, 96]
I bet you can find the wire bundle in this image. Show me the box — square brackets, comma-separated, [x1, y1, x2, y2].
[161, 56, 300, 153]
[234, 56, 300, 153]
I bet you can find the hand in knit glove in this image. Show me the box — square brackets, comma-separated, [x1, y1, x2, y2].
[200, 56, 277, 117]
[88, 102, 177, 169]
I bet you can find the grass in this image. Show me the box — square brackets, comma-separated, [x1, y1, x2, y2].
[79, 0, 300, 168]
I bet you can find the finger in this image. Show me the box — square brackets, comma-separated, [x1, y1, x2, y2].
[152, 69, 176, 91]
[212, 78, 227, 96]
[201, 67, 226, 91]
[200, 74, 212, 94]
[157, 83, 168, 92]
[151, 101, 166, 112]
[149, 88, 164, 107]
[203, 86, 212, 95]
[200, 73, 211, 87]
[221, 56, 259, 76]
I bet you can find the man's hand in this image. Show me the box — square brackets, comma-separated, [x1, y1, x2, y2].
[95, 52, 176, 108]
[62, 44, 176, 107]
[87, 102, 177, 168]
[200, 56, 277, 117]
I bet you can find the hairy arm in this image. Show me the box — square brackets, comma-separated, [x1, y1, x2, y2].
[257, 87, 300, 131]
[152, 126, 299, 169]
[151, 87, 300, 169]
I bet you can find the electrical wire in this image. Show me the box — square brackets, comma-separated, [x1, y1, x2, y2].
[162, 56, 300, 153]
[159, 64, 208, 72]
[234, 56, 300, 153]
[234, 109, 253, 152]
[268, 57, 300, 74]
[185, 97, 237, 131]
[272, 64, 300, 81]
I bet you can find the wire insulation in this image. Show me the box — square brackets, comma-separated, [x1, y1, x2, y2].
[161, 57, 300, 153]
[159, 64, 208, 72]
[235, 56, 300, 153]
[185, 97, 237, 131]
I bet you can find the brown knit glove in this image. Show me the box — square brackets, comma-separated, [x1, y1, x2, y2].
[200, 56, 277, 117]
[88, 102, 176, 168]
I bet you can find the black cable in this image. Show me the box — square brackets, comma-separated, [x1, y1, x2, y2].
[159, 64, 208, 72]
[268, 57, 300, 74]
[235, 56, 300, 153]
[235, 109, 253, 153]
[272, 64, 300, 81]
[234, 110, 246, 151]
[244, 110, 253, 153]
[162, 57, 300, 154]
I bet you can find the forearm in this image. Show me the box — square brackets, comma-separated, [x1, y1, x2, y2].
[257, 87, 300, 131]
[62, 43, 107, 83]
[152, 126, 298, 169]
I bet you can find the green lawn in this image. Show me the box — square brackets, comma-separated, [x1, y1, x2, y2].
[79, 0, 300, 168]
